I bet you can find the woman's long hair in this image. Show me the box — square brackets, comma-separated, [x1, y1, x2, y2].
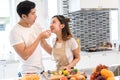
[52, 15, 73, 41]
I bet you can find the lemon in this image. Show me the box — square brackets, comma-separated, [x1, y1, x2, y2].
[63, 70, 69, 76]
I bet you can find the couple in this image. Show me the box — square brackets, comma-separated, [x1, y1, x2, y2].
[9, 0, 80, 73]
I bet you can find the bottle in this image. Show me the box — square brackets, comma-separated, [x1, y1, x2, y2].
[18, 72, 22, 80]
[114, 43, 116, 50]
[119, 44, 120, 51]
[114, 43, 116, 48]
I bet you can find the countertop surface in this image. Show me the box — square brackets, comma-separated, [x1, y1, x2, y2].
[0, 50, 120, 80]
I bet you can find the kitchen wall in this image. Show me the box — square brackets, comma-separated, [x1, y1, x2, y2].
[61, 0, 118, 50]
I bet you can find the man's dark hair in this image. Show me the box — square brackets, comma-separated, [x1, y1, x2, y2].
[17, 0, 35, 18]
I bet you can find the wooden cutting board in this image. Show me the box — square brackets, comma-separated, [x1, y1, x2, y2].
[49, 72, 86, 80]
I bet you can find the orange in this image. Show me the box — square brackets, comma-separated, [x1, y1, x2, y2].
[107, 77, 115, 80]
[100, 69, 114, 78]
[70, 75, 78, 80]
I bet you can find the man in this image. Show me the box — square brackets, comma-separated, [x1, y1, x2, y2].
[9, 0, 51, 73]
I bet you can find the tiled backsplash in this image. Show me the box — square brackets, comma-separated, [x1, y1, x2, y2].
[62, 0, 110, 50]
[69, 10, 110, 50]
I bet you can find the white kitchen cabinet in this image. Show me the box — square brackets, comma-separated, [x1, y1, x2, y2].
[69, 0, 118, 12]
[80, 0, 118, 8]
[99, 0, 119, 8]
[0, 61, 19, 79]
[80, 0, 99, 9]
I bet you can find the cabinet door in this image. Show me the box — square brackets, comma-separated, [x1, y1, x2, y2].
[100, 0, 118, 8]
[0, 65, 5, 79]
[80, 0, 118, 8]
[81, 0, 99, 8]
[0, 62, 19, 79]
[5, 63, 19, 78]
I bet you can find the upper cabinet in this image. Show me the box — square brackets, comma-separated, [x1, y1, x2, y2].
[80, 0, 99, 9]
[80, 0, 119, 9]
[69, 0, 119, 12]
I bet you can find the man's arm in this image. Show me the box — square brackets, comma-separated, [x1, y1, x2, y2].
[13, 34, 42, 60]
[40, 39, 52, 55]
[13, 30, 51, 60]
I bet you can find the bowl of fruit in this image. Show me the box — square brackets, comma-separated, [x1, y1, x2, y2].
[47, 67, 87, 80]
[90, 64, 115, 80]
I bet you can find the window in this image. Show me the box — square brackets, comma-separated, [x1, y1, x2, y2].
[48, 0, 57, 24]
[110, 10, 119, 44]
[69, 0, 81, 12]
[0, 0, 12, 60]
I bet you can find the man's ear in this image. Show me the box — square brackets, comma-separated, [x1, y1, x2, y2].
[21, 14, 26, 19]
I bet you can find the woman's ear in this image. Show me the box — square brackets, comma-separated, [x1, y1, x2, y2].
[60, 24, 65, 29]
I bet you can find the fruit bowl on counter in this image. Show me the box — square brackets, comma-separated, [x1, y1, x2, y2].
[90, 64, 115, 80]
[43, 67, 87, 80]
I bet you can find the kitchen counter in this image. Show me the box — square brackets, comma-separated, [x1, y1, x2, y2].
[77, 50, 120, 69]
[76, 50, 120, 79]
[43, 50, 120, 71]
[0, 50, 120, 79]
[115, 76, 120, 80]
[0, 60, 19, 64]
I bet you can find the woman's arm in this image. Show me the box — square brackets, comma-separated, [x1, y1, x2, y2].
[67, 47, 80, 68]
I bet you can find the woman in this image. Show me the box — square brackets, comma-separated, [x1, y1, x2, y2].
[42, 15, 80, 70]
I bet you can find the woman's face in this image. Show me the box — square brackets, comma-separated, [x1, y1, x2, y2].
[50, 17, 63, 34]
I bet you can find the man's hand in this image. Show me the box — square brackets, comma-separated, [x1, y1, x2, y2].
[40, 30, 51, 39]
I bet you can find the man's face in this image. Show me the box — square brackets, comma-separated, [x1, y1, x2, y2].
[23, 8, 37, 25]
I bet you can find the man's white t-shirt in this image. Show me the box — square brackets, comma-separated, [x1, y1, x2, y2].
[10, 23, 44, 73]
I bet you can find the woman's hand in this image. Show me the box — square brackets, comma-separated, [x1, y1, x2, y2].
[61, 65, 71, 71]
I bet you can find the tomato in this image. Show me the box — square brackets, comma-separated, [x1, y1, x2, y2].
[60, 76, 68, 80]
